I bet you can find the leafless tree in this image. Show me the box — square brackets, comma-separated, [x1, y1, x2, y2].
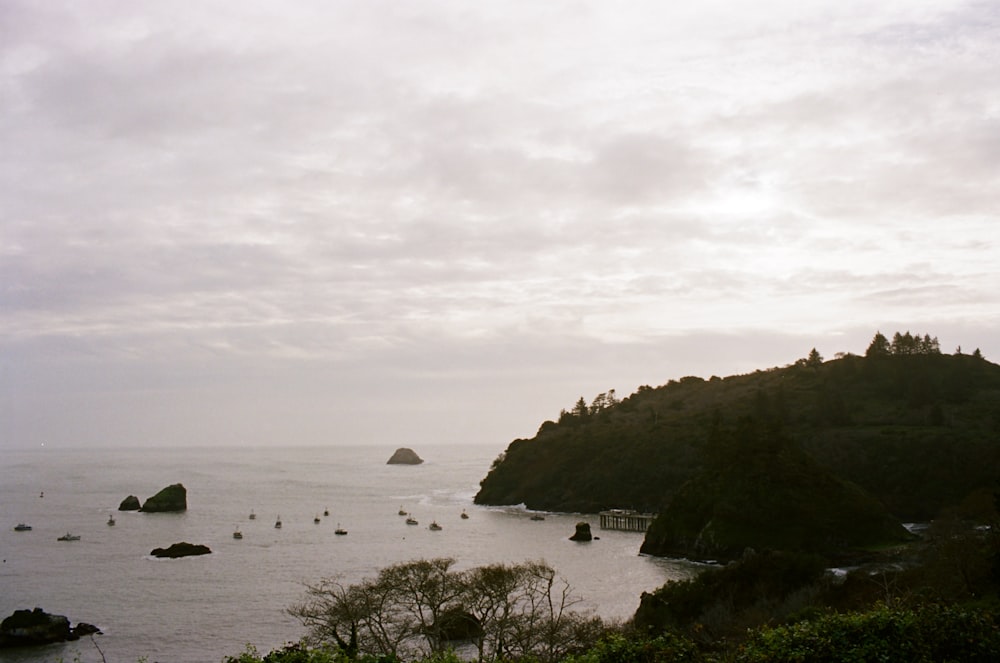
[289, 558, 604, 663]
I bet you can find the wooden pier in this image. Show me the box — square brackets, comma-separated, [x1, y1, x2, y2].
[598, 509, 656, 532]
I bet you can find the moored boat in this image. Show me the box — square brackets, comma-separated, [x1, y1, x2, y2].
[405, 514, 418, 525]
[429, 521, 442, 531]
[335, 524, 347, 535]
[107, 514, 116, 526]
[14, 523, 32, 531]
[57, 532, 81, 541]
[275, 515, 282, 529]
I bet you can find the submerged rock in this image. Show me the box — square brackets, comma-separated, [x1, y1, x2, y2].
[0, 607, 101, 648]
[150, 542, 211, 558]
[569, 522, 593, 542]
[387, 448, 424, 465]
[141, 483, 187, 512]
[118, 495, 141, 511]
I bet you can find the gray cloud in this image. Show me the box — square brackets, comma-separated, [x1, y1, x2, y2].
[2, 0, 998, 448]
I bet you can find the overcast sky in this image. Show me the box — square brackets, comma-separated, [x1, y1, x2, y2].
[2, 1, 998, 450]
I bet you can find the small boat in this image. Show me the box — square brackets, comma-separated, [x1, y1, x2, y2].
[335, 524, 347, 535]
[405, 514, 418, 525]
[40, 491, 44, 498]
[314, 515, 321, 524]
[249, 510, 256, 520]
[460, 510, 469, 520]
[398, 506, 407, 516]
[324, 508, 330, 517]
[275, 516, 282, 529]
[57, 532, 81, 541]
[429, 521, 442, 531]
[233, 529, 243, 540]
[530, 514, 545, 521]
[107, 514, 116, 526]
[14, 523, 32, 531]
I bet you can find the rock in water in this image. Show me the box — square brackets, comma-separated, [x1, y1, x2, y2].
[434, 608, 483, 640]
[150, 542, 211, 558]
[141, 483, 187, 512]
[118, 495, 141, 511]
[72, 623, 101, 637]
[0, 608, 73, 648]
[387, 448, 424, 465]
[569, 522, 593, 542]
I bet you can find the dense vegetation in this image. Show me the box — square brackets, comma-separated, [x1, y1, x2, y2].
[638, 415, 912, 559]
[475, 333, 1000, 526]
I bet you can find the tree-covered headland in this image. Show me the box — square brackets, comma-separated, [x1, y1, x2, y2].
[228, 332, 1000, 662]
[476, 331, 999, 544]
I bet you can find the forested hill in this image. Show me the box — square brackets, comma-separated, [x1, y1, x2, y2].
[474, 335, 1000, 521]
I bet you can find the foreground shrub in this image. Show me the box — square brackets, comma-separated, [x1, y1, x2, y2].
[288, 558, 606, 663]
[735, 603, 1000, 662]
[634, 550, 827, 643]
[564, 633, 704, 663]
[223, 643, 345, 663]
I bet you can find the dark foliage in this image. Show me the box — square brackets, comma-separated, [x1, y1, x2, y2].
[736, 603, 1000, 663]
[634, 551, 829, 644]
[639, 416, 912, 560]
[475, 337, 1000, 523]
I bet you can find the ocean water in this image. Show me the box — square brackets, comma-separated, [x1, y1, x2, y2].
[0, 444, 696, 663]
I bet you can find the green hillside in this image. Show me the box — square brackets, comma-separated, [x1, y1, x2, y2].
[475, 335, 1000, 527]
[637, 417, 912, 559]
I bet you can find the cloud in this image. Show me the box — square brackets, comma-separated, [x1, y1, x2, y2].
[2, 0, 998, 448]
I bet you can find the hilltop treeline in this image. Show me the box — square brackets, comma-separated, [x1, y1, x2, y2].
[475, 333, 1000, 524]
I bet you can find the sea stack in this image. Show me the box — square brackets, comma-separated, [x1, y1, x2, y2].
[387, 448, 424, 465]
[569, 522, 593, 542]
[140, 483, 187, 512]
[118, 495, 141, 511]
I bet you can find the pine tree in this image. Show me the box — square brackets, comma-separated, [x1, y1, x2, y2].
[866, 332, 891, 357]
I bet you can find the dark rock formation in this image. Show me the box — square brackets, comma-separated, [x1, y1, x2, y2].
[150, 541, 211, 558]
[0, 607, 100, 648]
[141, 483, 187, 512]
[118, 495, 141, 511]
[435, 608, 483, 641]
[72, 622, 101, 637]
[569, 522, 593, 542]
[387, 448, 424, 465]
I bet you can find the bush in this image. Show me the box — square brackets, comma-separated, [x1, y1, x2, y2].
[564, 633, 704, 663]
[736, 603, 1000, 662]
[223, 643, 348, 663]
[634, 551, 827, 641]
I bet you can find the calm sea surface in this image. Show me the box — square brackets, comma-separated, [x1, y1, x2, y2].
[0, 444, 696, 663]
